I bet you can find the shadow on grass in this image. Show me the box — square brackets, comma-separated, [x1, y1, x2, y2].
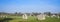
[0, 18, 13, 22]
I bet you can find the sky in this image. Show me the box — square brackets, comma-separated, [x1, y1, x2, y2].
[0, 0, 60, 13]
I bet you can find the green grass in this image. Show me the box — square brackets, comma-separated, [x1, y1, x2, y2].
[0, 15, 60, 22]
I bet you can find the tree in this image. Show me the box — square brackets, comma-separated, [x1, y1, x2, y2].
[44, 12, 51, 16]
[57, 12, 60, 17]
[32, 12, 41, 16]
[25, 13, 30, 16]
[0, 12, 8, 15]
[14, 12, 23, 16]
[15, 12, 18, 14]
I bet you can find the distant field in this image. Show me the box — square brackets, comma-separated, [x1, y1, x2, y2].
[0, 15, 60, 22]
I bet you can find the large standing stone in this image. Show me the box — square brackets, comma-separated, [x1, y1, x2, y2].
[51, 15, 56, 18]
[22, 14, 28, 19]
[57, 16, 60, 19]
[37, 14, 46, 20]
[46, 15, 50, 17]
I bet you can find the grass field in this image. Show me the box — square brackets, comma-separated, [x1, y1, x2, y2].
[0, 15, 60, 22]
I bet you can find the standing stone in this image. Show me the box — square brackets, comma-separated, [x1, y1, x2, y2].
[22, 14, 28, 19]
[46, 15, 50, 17]
[57, 16, 60, 19]
[51, 15, 56, 18]
[37, 14, 46, 20]
[0, 15, 2, 18]
[47, 16, 50, 17]
[3, 16, 5, 18]
[5, 16, 7, 18]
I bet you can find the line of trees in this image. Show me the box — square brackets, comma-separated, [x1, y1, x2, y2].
[0, 12, 60, 16]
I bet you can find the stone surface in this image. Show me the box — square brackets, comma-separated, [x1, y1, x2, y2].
[22, 14, 28, 19]
[37, 14, 46, 20]
[51, 15, 56, 18]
